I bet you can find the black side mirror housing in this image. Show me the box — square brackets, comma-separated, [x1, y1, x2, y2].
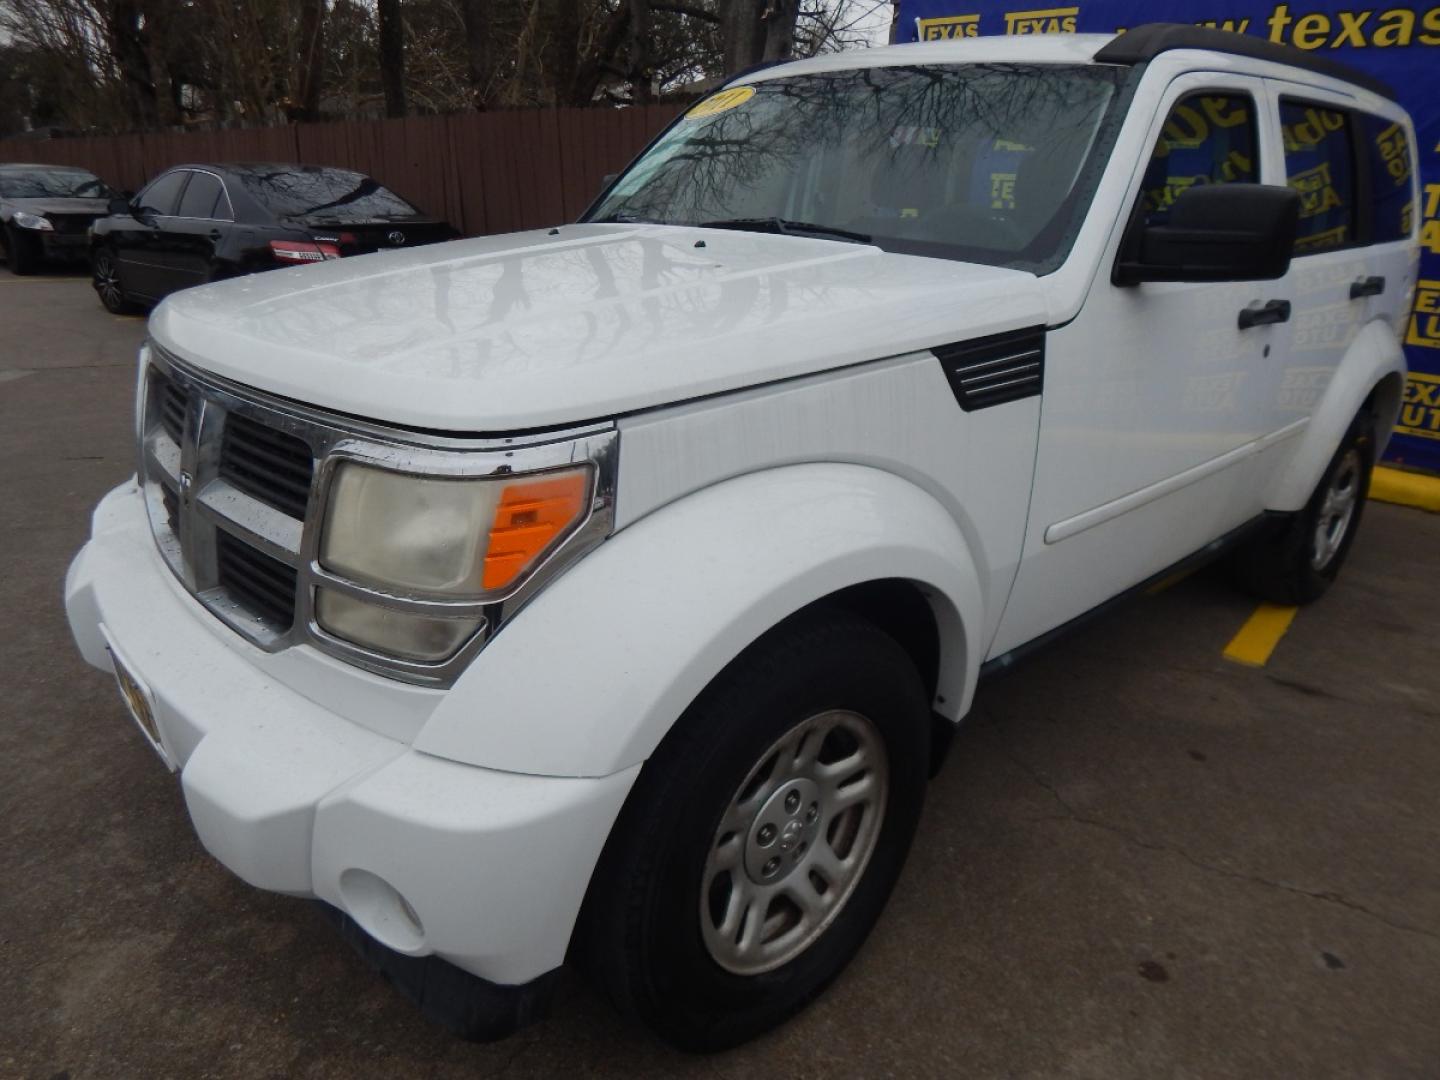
[1114, 184, 1300, 285]
[107, 197, 131, 216]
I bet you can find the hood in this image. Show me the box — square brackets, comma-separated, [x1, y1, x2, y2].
[7, 197, 110, 216]
[151, 223, 1046, 433]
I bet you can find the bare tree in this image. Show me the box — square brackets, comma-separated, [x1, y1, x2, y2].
[377, 0, 406, 117]
[294, 0, 326, 120]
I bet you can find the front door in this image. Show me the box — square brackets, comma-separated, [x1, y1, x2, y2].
[992, 73, 1294, 656]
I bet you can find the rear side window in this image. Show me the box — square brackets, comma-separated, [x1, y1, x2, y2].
[1280, 102, 1356, 255]
[1362, 115, 1413, 243]
[1139, 93, 1259, 225]
[136, 171, 188, 216]
[177, 172, 223, 219]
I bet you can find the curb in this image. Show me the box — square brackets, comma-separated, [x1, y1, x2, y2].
[1371, 465, 1440, 513]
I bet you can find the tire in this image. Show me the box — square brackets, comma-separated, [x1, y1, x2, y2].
[1233, 408, 1375, 605]
[579, 607, 931, 1051]
[92, 246, 136, 314]
[4, 225, 38, 275]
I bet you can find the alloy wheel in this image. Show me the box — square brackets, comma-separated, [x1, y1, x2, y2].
[700, 709, 888, 976]
[1311, 447, 1361, 571]
[94, 251, 124, 311]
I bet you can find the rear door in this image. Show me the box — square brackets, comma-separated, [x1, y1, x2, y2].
[1258, 87, 1410, 457]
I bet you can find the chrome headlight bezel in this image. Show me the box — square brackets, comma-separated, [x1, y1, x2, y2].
[11, 210, 53, 231]
[138, 344, 618, 687]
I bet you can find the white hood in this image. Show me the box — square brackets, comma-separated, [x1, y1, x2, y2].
[151, 223, 1046, 432]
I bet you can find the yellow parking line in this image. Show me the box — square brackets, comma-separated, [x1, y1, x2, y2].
[1223, 603, 1299, 667]
[1370, 466, 1440, 513]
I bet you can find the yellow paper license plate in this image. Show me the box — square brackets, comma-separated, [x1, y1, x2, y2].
[111, 651, 170, 766]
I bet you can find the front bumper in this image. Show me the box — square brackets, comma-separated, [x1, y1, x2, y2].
[64, 482, 638, 992]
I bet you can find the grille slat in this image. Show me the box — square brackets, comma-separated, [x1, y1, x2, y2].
[216, 531, 297, 630]
[219, 413, 314, 519]
[158, 379, 187, 444]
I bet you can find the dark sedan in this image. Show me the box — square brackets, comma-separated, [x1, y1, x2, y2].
[90, 162, 459, 313]
[0, 163, 118, 274]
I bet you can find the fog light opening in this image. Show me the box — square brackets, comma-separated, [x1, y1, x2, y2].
[339, 868, 426, 953]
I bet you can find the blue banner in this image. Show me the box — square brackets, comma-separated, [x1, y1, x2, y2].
[893, 1, 1440, 472]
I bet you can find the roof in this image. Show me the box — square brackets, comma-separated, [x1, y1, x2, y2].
[0, 162, 98, 173]
[1094, 23, 1397, 101]
[737, 23, 1395, 102]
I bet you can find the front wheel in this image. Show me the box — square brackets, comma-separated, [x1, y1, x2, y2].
[580, 608, 931, 1050]
[92, 247, 136, 314]
[1233, 409, 1375, 605]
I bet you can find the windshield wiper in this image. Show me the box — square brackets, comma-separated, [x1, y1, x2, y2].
[596, 211, 663, 224]
[696, 217, 872, 244]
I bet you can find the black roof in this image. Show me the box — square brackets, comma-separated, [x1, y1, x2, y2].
[1094, 23, 1398, 102]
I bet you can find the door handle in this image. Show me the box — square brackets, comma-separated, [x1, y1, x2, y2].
[1349, 275, 1385, 299]
[1237, 299, 1291, 330]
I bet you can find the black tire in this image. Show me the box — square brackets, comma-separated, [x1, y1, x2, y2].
[579, 607, 931, 1051]
[4, 224, 38, 275]
[1233, 408, 1375, 605]
[92, 246, 137, 314]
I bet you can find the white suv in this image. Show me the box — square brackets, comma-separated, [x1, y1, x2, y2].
[65, 24, 1418, 1049]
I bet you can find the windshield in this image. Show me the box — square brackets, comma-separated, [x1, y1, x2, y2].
[589, 64, 1127, 272]
[0, 167, 111, 200]
[234, 167, 421, 221]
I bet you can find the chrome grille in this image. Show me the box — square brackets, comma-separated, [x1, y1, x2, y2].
[219, 411, 314, 519]
[216, 530, 298, 630]
[137, 344, 619, 686]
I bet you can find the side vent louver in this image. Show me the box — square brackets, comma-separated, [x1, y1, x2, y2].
[934, 326, 1045, 412]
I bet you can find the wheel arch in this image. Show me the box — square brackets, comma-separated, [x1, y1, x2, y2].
[413, 463, 985, 780]
[1269, 317, 1407, 512]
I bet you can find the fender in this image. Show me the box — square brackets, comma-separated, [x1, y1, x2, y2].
[413, 463, 985, 779]
[1269, 317, 1407, 512]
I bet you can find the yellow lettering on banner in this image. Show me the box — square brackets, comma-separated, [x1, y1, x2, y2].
[1292, 12, 1331, 48]
[1265, 3, 1440, 48]
[1289, 161, 1341, 219]
[1408, 281, 1440, 349]
[1003, 6, 1078, 34]
[1374, 122, 1411, 186]
[1295, 224, 1348, 251]
[1396, 373, 1440, 440]
[990, 172, 1017, 209]
[1374, 8, 1415, 47]
[917, 14, 980, 39]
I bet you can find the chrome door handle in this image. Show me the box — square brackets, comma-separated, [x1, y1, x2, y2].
[1349, 275, 1385, 299]
[1238, 299, 1291, 330]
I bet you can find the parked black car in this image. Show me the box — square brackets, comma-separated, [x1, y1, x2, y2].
[90, 162, 460, 313]
[0, 163, 118, 275]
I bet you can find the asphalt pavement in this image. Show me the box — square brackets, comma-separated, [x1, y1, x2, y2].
[3, 265, 1438, 1079]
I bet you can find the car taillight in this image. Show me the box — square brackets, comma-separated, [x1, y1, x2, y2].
[270, 240, 341, 264]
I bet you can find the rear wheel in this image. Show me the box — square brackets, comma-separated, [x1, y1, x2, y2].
[580, 608, 931, 1050]
[92, 247, 136, 314]
[1233, 409, 1375, 605]
[4, 224, 38, 275]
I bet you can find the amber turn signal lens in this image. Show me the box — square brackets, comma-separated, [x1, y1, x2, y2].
[482, 471, 590, 590]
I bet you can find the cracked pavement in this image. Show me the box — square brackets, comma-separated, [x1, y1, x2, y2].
[4, 268, 1439, 1078]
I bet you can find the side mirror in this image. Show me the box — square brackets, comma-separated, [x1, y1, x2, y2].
[107, 197, 131, 216]
[1114, 184, 1300, 285]
[598, 172, 618, 197]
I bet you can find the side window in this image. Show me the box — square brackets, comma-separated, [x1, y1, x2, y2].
[136, 171, 188, 216]
[1280, 101, 1356, 255]
[177, 172, 222, 219]
[1362, 114, 1413, 243]
[1140, 93, 1259, 225]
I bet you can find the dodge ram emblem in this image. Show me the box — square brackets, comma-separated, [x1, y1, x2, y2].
[387, 230, 405, 246]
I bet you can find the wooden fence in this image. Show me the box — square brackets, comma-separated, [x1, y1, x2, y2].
[0, 105, 682, 237]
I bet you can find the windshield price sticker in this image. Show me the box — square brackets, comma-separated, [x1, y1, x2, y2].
[687, 86, 755, 119]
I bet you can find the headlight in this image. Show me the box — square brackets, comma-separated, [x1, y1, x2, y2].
[315, 461, 592, 659]
[12, 211, 53, 231]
